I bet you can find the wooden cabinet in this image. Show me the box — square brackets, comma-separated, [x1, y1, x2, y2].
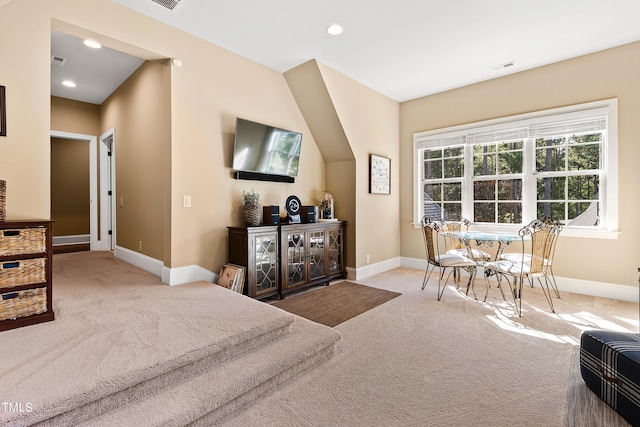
[228, 225, 280, 299]
[227, 221, 346, 299]
[0, 220, 54, 332]
[280, 221, 346, 296]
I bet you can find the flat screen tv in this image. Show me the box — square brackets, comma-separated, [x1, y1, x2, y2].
[232, 118, 302, 182]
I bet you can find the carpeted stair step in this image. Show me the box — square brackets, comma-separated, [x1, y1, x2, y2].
[2, 283, 297, 427]
[73, 316, 341, 427]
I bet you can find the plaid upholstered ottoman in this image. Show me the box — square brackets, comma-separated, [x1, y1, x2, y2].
[580, 330, 640, 427]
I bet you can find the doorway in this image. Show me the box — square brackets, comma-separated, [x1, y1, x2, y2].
[50, 131, 98, 250]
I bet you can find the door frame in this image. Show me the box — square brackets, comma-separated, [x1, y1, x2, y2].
[100, 128, 116, 251]
[50, 130, 99, 250]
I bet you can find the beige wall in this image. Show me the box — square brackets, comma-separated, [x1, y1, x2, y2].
[317, 63, 400, 268]
[101, 60, 170, 262]
[50, 137, 90, 236]
[51, 96, 100, 136]
[0, 0, 326, 274]
[284, 59, 400, 270]
[400, 42, 640, 288]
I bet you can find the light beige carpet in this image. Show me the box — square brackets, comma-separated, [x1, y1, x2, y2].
[221, 267, 639, 427]
[0, 251, 302, 426]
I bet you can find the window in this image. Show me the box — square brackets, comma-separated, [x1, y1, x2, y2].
[413, 99, 618, 237]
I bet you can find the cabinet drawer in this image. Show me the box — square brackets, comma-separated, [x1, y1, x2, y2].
[0, 258, 46, 289]
[0, 287, 47, 321]
[0, 228, 46, 256]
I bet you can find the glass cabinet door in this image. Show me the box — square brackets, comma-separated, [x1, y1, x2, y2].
[285, 231, 306, 287]
[328, 227, 343, 275]
[308, 229, 325, 280]
[254, 233, 278, 295]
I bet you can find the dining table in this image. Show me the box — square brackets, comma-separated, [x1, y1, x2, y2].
[440, 229, 528, 263]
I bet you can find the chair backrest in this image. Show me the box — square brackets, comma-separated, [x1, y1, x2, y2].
[542, 216, 562, 266]
[519, 219, 553, 275]
[441, 218, 469, 250]
[421, 216, 442, 264]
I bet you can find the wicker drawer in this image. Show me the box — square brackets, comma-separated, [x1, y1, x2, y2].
[0, 287, 47, 321]
[0, 228, 46, 256]
[0, 258, 46, 289]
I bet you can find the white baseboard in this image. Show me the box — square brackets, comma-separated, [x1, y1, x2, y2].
[114, 245, 165, 278]
[161, 264, 216, 286]
[352, 257, 402, 281]
[53, 234, 90, 246]
[113, 246, 216, 286]
[110, 248, 638, 302]
[398, 256, 639, 302]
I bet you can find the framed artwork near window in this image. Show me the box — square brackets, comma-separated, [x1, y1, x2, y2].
[369, 154, 390, 194]
[0, 86, 5, 137]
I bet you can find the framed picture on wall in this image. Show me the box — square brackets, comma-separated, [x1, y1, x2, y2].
[0, 86, 6, 137]
[369, 154, 390, 194]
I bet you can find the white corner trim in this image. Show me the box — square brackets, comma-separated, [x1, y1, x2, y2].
[162, 264, 215, 286]
[114, 245, 164, 277]
[555, 276, 638, 302]
[53, 234, 90, 246]
[353, 257, 402, 281]
[114, 245, 216, 286]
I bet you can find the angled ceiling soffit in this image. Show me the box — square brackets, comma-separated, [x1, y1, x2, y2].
[284, 60, 354, 164]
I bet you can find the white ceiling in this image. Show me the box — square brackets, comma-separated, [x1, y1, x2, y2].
[53, 0, 640, 104]
[50, 30, 145, 105]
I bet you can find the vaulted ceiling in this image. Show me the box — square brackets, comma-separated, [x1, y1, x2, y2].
[53, 0, 640, 104]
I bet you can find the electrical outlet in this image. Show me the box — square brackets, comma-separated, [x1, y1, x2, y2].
[139, 241, 142, 251]
[119, 197, 124, 208]
[366, 254, 370, 264]
[183, 195, 192, 208]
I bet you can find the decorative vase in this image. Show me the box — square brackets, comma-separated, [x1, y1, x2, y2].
[319, 191, 334, 219]
[242, 202, 262, 226]
[0, 180, 5, 221]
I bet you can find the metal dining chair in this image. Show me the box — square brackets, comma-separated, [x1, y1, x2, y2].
[499, 217, 562, 299]
[421, 217, 478, 300]
[482, 219, 558, 316]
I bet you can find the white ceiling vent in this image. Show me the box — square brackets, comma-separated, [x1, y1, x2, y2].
[51, 55, 67, 66]
[149, 0, 188, 11]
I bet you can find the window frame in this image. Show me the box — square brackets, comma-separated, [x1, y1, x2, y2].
[412, 99, 619, 239]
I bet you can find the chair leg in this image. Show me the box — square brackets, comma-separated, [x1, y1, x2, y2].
[507, 277, 522, 317]
[465, 267, 477, 300]
[421, 264, 435, 291]
[437, 267, 447, 301]
[548, 266, 560, 299]
[538, 276, 556, 313]
[483, 270, 493, 302]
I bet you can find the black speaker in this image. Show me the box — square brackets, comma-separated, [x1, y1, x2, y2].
[301, 206, 317, 223]
[263, 205, 280, 225]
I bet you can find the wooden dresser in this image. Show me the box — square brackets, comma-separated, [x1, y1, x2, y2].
[0, 220, 54, 331]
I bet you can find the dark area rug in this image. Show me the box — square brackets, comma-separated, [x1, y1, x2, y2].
[271, 281, 401, 327]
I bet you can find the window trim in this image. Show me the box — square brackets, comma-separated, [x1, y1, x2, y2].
[412, 99, 619, 239]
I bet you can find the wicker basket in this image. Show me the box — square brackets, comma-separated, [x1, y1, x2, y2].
[0, 287, 47, 321]
[0, 227, 46, 256]
[0, 180, 5, 222]
[0, 258, 46, 289]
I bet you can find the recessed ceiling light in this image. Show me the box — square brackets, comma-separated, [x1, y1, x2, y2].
[326, 24, 343, 36]
[62, 80, 76, 88]
[83, 39, 102, 49]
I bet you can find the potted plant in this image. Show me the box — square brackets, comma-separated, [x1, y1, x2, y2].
[242, 189, 262, 226]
